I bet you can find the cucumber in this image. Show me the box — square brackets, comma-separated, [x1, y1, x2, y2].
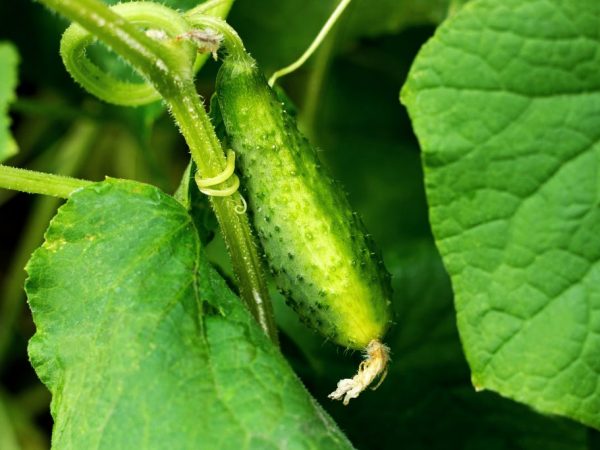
[215, 52, 392, 403]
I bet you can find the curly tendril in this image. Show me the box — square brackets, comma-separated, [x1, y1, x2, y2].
[60, 2, 196, 106]
[195, 149, 239, 197]
[194, 150, 247, 213]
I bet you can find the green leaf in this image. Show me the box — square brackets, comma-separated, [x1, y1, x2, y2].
[0, 42, 19, 162]
[268, 31, 590, 448]
[26, 179, 353, 449]
[402, 0, 600, 429]
[326, 243, 590, 450]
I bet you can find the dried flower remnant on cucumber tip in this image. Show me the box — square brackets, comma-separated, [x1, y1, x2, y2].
[176, 29, 223, 60]
[329, 340, 390, 405]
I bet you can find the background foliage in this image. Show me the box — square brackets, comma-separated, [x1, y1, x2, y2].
[0, 0, 598, 448]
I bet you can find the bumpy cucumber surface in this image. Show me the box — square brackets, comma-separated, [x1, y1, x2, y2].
[215, 54, 392, 350]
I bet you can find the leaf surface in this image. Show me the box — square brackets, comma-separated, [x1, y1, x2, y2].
[283, 38, 589, 447]
[0, 42, 19, 162]
[402, 0, 600, 428]
[26, 178, 353, 449]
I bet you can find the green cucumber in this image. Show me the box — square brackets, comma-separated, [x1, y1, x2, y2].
[216, 54, 392, 345]
[214, 48, 392, 403]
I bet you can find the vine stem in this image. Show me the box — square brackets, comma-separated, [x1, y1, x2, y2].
[0, 164, 92, 198]
[36, 0, 278, 343]
[169, 84, 278, 344]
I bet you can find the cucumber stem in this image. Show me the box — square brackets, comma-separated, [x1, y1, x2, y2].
[167, 84, 279, 345]
[0, 165, 92, 198]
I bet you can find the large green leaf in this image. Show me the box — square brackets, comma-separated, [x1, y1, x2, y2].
[25, 179, 353, 449]
[284, 35, 589, 447]
[402, 0, 600, 429]
[0, 42, 19, 162]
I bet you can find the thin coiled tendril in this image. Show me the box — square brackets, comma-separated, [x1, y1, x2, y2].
[195, 150, 247, 213]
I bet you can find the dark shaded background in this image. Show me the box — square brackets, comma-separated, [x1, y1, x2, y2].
[0, 1, 598, 449]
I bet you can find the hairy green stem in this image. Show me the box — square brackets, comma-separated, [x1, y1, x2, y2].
[0, 165, 92, 198]
[37, 0, 278, 343]
[174, 15, 278, 341]
[168, 84, 278, 344]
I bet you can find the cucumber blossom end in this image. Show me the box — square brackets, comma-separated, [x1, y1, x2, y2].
[328, 339, 390, 405]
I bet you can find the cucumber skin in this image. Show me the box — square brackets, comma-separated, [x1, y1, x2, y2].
[216, 56, 392, 349]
